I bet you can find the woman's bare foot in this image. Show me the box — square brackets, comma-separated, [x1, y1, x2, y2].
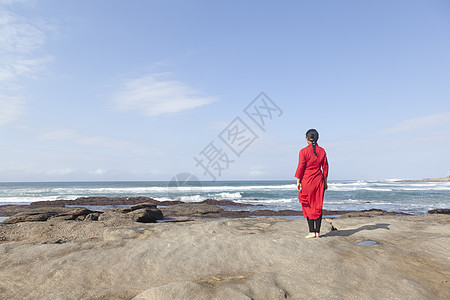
[315, 233, 320, 238]
[305, 233, 316, 239]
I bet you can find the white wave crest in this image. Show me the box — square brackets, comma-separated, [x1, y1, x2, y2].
[210, 192, 242, 199]
[0, 195, 80, 203]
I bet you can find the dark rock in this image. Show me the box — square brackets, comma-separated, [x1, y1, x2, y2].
[161, 203, 225, 218]
[84, 213, 101, 221]
[221, 211, 252, 218]
[2, 197, 181, 212]
[3, 207, 94, 224]
[0, 205, 35, 217]
[50, 207, 93, 221]
[127, 208, 164, 223]
[428, 209, 450, 214]
[41, 238, 66, 244]
[339, 209, 384, 218]
[120, 203, 159, 213]
[251, 209, 300, 216]
[130, 203, 158, 210]
[1, 197, 410, 221]
[98, 207, 163, 223]
[201, 199, 261, 207]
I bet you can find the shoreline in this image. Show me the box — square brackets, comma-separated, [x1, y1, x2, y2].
[0, 214, 449, 299]
[1, 196, 442, 222]
[1, 180, 448, 217]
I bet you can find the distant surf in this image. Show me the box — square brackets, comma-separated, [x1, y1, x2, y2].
[0, 180, 449, 214]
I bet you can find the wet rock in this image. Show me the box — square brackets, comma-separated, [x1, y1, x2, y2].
[428, 209, 450, 214]
[201, 199, 261, 207]
[3, 207, 93, 224]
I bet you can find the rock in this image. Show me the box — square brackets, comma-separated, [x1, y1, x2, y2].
[84, 213, 101, 221]
[132, 281, 252, 300]
[50, 208, 93, 221]
[133, 281, 214, 300]
[118, 203, 159, 213]
[339, 209, 384, 218]
[0, 215, 449, 299]
[250, 209, 300, 216]
[201, 199, 261, 207]
[103, 227, 143, 241]
[99, 207, 163, 223]
[127, 208, 163, 223]
[428, 209, 450, 214]
[0, 205, 34, 217]
[161, 203, 224, 218]
[41, 238, 66, 244]
[133, 273, 289, 300]
[129, 203, 158, 211]
[1, 199, 409, 221]
[2, 207, 94, 224]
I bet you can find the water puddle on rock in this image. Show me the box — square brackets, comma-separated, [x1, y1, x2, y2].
[357, 240, 378, 246]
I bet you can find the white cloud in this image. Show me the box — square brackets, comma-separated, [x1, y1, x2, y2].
[112, 73, 217, 117]
[380, 111, 450, 135]
[0, 94, 24, 125]
[89, 168, 107, 175]
[0, 5, 53, 126]
[0, 10, 46, 54]
[0, 1, 33, 6]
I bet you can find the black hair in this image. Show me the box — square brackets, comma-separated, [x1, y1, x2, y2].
[306, 129, 319, 156]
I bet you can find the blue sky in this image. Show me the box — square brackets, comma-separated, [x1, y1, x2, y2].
[0, 0, 449, 182]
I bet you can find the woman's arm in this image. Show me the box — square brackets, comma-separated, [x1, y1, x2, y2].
[322, 152, 329, 191]
[295, 150, 306, 191]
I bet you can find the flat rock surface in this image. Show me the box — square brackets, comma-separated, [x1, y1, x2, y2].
[0, 214, 449, 299]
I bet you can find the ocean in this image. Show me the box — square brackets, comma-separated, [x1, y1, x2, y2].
[0, 180, 449, 216]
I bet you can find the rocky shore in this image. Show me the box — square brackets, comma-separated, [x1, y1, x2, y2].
[0, 210, 449, 299]
[1, 198, 449, 299]
[0, 196, 413, 222]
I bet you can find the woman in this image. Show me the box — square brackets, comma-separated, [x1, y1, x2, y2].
[295, 129, 329, 238]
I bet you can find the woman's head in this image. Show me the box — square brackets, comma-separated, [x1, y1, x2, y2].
[306, 129, 319, 155]
[306, 129, 319, 144]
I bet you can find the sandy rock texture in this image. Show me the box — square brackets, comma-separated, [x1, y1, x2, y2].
[0, 214, 449, 299]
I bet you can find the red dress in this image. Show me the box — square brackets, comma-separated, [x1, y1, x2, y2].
[295, 144, 329, 219]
